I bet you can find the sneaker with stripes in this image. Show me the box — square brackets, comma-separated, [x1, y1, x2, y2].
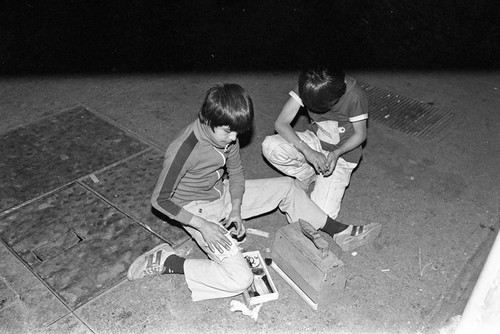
[333, 223, 382, 252]
[127, 243, 175, 280]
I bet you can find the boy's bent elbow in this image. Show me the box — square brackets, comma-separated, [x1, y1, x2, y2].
[150, 199, 168, 219]
[275, 121, 288, 134]
[150, 196, 182, 222]
[150, 195, 161, 212]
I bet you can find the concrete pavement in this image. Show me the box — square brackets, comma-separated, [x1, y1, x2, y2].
[0, 71, 499, 334]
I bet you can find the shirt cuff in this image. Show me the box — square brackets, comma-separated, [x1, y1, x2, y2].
[349, 113, 368, 122]
[289, 91, 304, 107]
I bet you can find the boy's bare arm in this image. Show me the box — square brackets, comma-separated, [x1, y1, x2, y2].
[334, 119, 367, 156]
[275, 97, 302, 144]
[275, 97, 328, 174]
[324, 120, 367, 176]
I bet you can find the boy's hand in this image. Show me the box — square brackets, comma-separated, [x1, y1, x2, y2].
[324, 151, 340, 177]
[199, 220, 233, 254]
[303, 147, 328, 175]
[223, 215, 246, 239]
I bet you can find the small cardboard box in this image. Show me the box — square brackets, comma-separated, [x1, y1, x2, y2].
[242, 250, 279, 305]
[271, 222, 345, 308]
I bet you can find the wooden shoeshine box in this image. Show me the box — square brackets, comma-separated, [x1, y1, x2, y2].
[271, 222, 345, 307]
[242, 250, 279, 306]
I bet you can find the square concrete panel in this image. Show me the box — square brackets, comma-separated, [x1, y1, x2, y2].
[0, 243, 68, 332]
[44, 313, 94, 334]
[82, 149, 190, 247]
[0, 183, 164, 310]
[0, 106, 149, 212]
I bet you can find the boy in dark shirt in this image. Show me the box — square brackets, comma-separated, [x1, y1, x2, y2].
[263, 66, 382, 252]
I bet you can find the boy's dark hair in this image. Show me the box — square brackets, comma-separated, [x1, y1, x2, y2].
[298, 67, 346, 114]
[199, 83, 254, 133]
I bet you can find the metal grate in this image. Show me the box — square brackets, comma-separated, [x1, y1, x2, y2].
[359, 82, 453, 139]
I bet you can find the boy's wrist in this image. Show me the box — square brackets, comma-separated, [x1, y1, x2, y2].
[332, 149, 342, 157]
[187, 214, 205, 230]
[230, 207, 241, 216]
[231, 199, 242, 212]
[292, 139, 307, 152]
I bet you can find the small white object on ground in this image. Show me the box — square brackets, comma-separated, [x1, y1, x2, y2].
[230, 300, 262, 321]
[246, 228, 270, 238]
[351, 251, 358, 256]
[89, 173, 100, 183]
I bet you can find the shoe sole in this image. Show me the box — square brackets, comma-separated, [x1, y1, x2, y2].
[337, 223, 382, 252]
[299, 219, 329, 258]
[127, 243, 174, 280]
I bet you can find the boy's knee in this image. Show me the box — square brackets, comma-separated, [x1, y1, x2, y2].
[282, 176, 296, 188]
[261, 135, 275, 158]
[225, 265, 253, 294]
[235, 271, 254, 293]
[262, 135, 294, 163]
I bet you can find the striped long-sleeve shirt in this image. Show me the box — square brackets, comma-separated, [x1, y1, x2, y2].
[151, 119, 245, 225]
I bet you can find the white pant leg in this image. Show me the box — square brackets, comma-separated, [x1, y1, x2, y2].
[183, 253, 253, 302]
[240, 177, 328, 230]
[262, 130, 321, 182]
[310, 157, 357, 219]
[181, 177, 330, 301]
[182, 188, 253, 301]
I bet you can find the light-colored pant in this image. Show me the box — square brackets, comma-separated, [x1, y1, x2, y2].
[262, 130, 357, 219]
[182, 177, 327, 301]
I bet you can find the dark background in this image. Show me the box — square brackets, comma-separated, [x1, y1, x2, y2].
[1, 0, 499, 75]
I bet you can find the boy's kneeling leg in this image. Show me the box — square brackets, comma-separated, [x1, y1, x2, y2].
[219, 253, 254, 294]
[184, 252, 253, 301]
